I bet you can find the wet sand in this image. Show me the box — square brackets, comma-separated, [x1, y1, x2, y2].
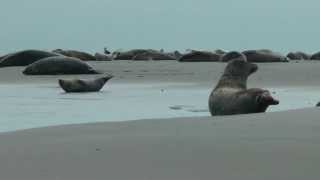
[0, 61, 320, 179]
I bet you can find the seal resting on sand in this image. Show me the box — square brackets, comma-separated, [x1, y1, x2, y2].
[287, 51, 310, 60]
[220, 51, 246, 62]
[179, 50, 221, 62]
[52, 49, 96, 61]
[132, 51, 176, 61]
[242, 49, 288, 62]
[23, 56, 99, 75]
[0, 49, 60, 67]
[94, 53, 112, 61]
[208, 55, 279, 116]
[59, 75, 113, 93]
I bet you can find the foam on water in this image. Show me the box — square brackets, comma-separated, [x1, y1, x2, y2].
[0, 83, 318, 132]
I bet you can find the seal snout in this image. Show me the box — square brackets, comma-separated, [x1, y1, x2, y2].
[102, 75, 114, 82]
[58, 79, 65, 87]
[258, 91, 279, 105]
[250, 64, 258, 74]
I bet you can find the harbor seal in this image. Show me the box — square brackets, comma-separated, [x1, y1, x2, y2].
[113, 49, 158, 60]
[59, 75, 113, 93]
[94, 53, 112, 61]
[220, 51, 246, 62]
[23, 56, 99, 75]
[0, 49, 60, 67]
[179, 50, 221, 62]
[310, 52, 320, 60]
[287, 51, 310, 60]
[132, 51, 176, 61]
[242, 49, 288, 62]
[53, 49, 96, 61]
[208, 57, 279, 116]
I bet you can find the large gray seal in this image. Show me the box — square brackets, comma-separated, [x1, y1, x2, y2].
[0, 49, 60, 67]
[52, 49, 96, 61]
[23, 56, 99, 75]
[59, 75, 113, 93]
[208, 55, 279, 116]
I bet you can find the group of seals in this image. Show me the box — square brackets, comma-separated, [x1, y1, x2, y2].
[112, 49, 177, 60]
[209, 54, 279, 116]
[59, 75, 113, 93]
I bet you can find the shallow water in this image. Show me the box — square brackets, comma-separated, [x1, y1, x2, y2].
[0, 83, 318, 132]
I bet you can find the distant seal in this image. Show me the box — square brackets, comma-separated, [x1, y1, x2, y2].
[220, 51, 246, 62]
[94, 53, 112, 61]
[52, 49, 96, 61]
[59, 75, 113, 93]
[213, 49, 226, 55]
[287, 51, 310, 60]
[0, 49, 60, 67]
[113, 49, 158, 60]
[310, 52, 320, 60]
[208, 57, 279, 116]
[23, 56, 99, 75]
[132, 51, 176, 61]
[179, 50, 221, 62]
[242, 49, 288, 62]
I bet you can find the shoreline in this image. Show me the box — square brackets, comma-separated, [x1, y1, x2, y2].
[0, 107, 319, 179]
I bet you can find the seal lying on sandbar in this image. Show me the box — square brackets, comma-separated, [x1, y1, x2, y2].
[53, 49, 96, 61]
[23, 56, 99, 75]
[59, 75, 113, 93]
[208, 55, 279, 116]
[0, 49, 60, 67]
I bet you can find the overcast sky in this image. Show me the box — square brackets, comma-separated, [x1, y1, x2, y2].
[0, 0, 319, 53]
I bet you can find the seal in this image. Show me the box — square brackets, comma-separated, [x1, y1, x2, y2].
[94, 53, 112, 61]
[220, 51, 246, 62]
[310, 52, 320, 60]
[23, 56, 99, 75]
[52, 49, 96, 61]
[59, 75, 113, 93]
[242, 49, 288, 62]
[287, 51, 310, 60]
[132, 51, 176, 61]
[208, 57, 279, 116]
[113, 49, 158, 60]
[179, 50, 221, 62]
[0, 49, 60, 67]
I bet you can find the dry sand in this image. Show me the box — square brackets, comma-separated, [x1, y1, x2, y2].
[0, 61, 320, 179]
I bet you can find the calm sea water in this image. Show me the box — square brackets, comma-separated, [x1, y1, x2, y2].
[0, 83, 318, 132]
[0, 0, 320, 53]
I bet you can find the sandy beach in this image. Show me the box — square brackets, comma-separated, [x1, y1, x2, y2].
[0, 61, 320, 179]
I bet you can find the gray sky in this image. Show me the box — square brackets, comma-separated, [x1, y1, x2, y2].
[0, 0, 319, 53]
